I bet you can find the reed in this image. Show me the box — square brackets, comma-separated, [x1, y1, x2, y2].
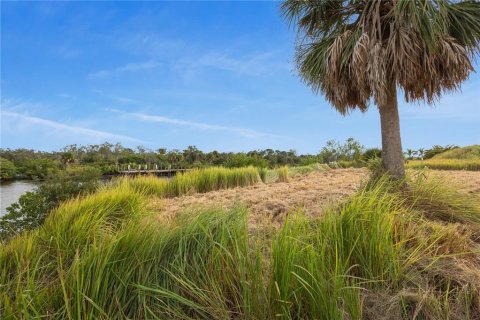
[122, 166, 260, 197]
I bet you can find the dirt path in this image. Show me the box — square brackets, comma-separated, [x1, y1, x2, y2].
[148, 168, 480, 228]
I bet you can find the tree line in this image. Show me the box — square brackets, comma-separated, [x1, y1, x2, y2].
[0, 140, 459, 180]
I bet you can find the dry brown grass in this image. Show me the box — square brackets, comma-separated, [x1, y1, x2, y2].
[428, 170, 480, 197]
[148, 169, 480, 227]
[147, 168, 368, 229]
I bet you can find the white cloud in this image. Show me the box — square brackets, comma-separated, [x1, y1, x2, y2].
[1, 110, 143, 143]
[177, 51, 289, 77]
[87, 60, 160, 79]
[92, 90, 141, 105]
[110, 109, 280, 139]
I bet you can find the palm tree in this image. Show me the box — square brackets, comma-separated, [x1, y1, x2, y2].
[404, 149, 416, 161]
[281, 0, 480, 177]
[417, 148, 426, 161]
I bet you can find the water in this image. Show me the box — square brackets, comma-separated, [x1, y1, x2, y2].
[0, 180, 38, 216]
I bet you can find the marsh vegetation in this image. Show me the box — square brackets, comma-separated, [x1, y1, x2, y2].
[2, 165, 480, 319]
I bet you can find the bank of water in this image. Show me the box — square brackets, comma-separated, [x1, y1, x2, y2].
[0, 180, 38, 216]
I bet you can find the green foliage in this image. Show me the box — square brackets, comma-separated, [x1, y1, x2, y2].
[0, 158, 16, 180]
[16, 158, 60, 180]
[224, 153, 268, 168]
[363, 148, 382, 161]
[0, 141, 373, 175]
[318, 137, 364, 163]
[0, 166, 101, 241]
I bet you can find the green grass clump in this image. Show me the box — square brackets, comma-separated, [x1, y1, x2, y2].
[433, 145, 480, 159]
[122, 166, 260, 197]
[276, 166, 289, 182]
[407, 159, 480, 171]
[268, 181, 407, 319]
[257, 167, 268, 183]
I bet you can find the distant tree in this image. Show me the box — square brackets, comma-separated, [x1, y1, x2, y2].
[404, 149, 416, 160]
[319, 138, 364, 163]
[282, 0, 480, 177]
[60, 152, 75, 167]
[417, 148, 426, 161]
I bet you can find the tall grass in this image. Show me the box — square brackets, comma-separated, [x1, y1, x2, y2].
[123, 166, 260, 197]
[1, 184, 145, 318]
[2, 170, 480, 318]
[407, 159, 480, 171]
[257, 167, 268, 183]
[276, 166, 289, 182]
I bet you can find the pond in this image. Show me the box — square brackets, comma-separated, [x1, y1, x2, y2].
[0, 180, 38, 217]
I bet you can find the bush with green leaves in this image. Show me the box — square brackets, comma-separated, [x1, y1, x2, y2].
[15, 158, 60, 180]
[363, 148, 382, 161]
[0, 157, 17, 180]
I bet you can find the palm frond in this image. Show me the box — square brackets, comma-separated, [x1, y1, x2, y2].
[282, 0, 480, 112]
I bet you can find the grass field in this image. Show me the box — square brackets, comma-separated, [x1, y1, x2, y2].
[2, 167, 480, 319]
[406, 158, 480, 171]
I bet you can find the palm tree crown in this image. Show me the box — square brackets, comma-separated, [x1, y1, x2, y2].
[281, 0, 480, 114]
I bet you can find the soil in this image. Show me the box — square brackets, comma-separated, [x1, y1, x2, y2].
[148, 168, 480, 228]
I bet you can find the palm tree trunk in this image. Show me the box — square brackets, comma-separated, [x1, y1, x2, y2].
[379, 83, 405, 177]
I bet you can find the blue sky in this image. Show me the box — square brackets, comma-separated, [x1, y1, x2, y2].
[1, 1, 479, 154]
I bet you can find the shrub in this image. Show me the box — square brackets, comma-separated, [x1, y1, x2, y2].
[15, 158, 60, 180]
[363, 148, 382, 160]
[0, 157, 16, 180]
[318, 137, 365, 163]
